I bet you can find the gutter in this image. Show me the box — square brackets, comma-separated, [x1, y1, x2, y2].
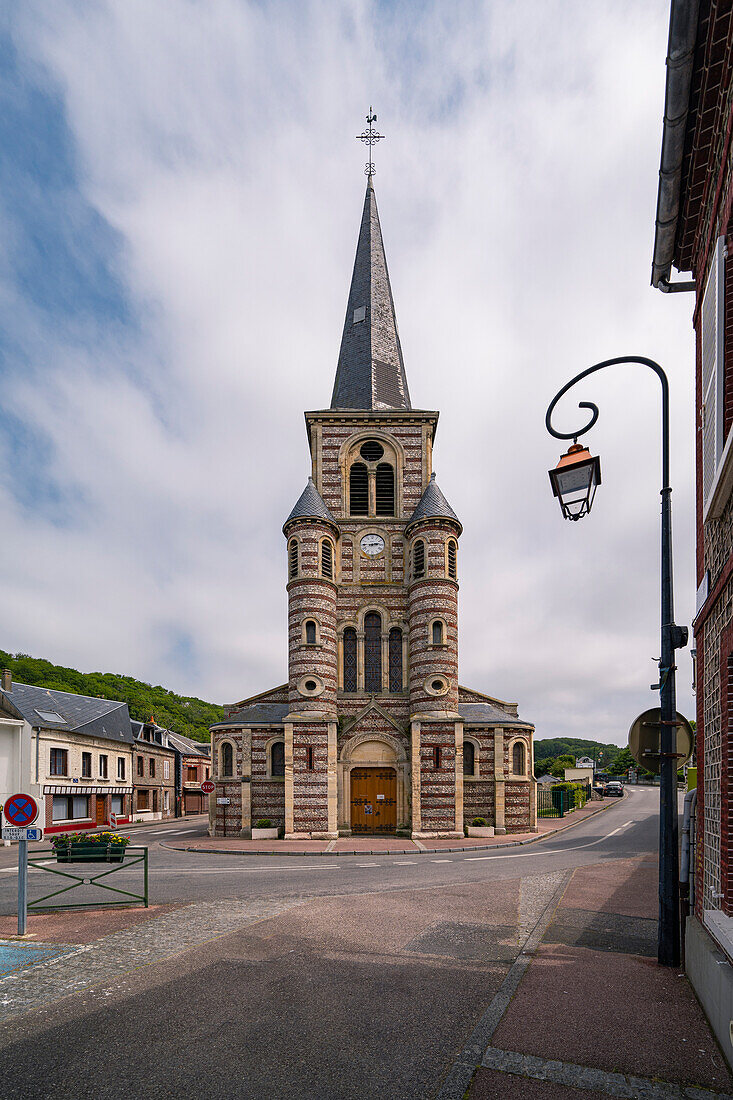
[651, 0, 701, 292]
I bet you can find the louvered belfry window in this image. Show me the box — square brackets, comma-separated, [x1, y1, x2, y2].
[288, 540, 298, 579]
[364, 612, 382, 693]
[321, 540, 333, 579]
[343, 628, 357, 691]
[447, 539, 457, 580]
[388, 627, 403, 692]
[375, 463, 395, 515]
[702, 236, 726, 508]
[413, 540, 425, 579]
[350, 463, 369, 515]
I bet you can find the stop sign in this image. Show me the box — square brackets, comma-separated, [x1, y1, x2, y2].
[201, 780, 215, 795]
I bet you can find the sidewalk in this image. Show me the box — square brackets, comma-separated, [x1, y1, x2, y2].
[163, 796, 616, 855]
[440, 855, 733, 1099]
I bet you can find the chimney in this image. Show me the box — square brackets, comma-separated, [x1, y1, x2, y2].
[1, 669, 12, 692]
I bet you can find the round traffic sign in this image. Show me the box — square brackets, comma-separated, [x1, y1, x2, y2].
[4, 792, 39, 827]
[628, 709, 693, 775]
[201, 780, 215, 795]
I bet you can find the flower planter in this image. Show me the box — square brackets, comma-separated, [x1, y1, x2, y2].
[55, 846, 126, 863]
[251, 827, 278, 840]
[466, 826, 494, 838]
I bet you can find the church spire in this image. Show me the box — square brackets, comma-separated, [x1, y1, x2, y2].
[330, 175, 412, 411]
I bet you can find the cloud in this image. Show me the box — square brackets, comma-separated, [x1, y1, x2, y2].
[0, 1, 693, 742]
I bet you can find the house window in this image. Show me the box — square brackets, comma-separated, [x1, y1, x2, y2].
[321, 540, 334, 580]
[432, 620, 445, 645]
[288, 539, 299, 580]
[375, 463, 395, 515]
[164, 790, 170, 812]
[187, 766, 198, 782]
[433, 746, 442, 770]
[512, 742, 526, 775]
[447, 539, 458, 580]
[222, 742, 234, 777]
[701, 236, 726, 507]
[99, 754, 108, 779]
[137, 789, 149, 811]
[50, 748, 68, 776]
[305, 619, 317, 645]
[413, 540, 425, 579]
[306, 746, 314, 770]
[388, 628, 403, 692]
[164, 759, 170, 781]
[117, 757, 126, 780]
[463, 741, 475, 777]
[364, 612, 382, 693]
[137, 756, 144, 777]
[153, 789, 158, 812]
[349, 463, 369, 515]
[149, 758, 156, 778]
[343, 628, 357, 691]
[81, 752, 92, 778]
[52, 794, 89, 821]
[270, 741, 285, 778]
[111, 793, 124, 815]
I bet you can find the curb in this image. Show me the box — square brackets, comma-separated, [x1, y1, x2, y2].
[159, 794, 622, 857]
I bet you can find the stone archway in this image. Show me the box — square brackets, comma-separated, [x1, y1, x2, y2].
[339, 732, 409, 832]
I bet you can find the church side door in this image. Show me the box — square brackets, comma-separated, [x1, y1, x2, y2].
[350, 767, 397, 834]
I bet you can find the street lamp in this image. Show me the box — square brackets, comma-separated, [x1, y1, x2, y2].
[548, 443, 602, 521]
[545, 355, 688, 968]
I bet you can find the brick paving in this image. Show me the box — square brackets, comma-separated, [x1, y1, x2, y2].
[164, 796, 615, 856]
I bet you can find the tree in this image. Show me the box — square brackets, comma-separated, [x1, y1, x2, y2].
[549, 754, 576, 778]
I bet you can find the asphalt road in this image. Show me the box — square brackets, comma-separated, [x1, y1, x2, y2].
[0, 790, 663, 1100]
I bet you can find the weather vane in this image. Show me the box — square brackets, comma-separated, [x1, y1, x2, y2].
[356, 107, 384, 177]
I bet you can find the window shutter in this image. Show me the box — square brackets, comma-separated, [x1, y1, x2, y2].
[702, 236, 726, 507]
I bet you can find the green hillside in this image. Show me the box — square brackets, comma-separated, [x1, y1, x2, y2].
[0, 650, 224, 744]
[534, 737, 622, 768]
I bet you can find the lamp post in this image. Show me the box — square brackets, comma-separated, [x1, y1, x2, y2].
[545, 355, 688, 968]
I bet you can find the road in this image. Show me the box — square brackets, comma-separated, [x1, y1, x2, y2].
[0, 789, 662, 1100]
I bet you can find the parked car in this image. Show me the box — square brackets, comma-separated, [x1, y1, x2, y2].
[604, 781, 624, 797]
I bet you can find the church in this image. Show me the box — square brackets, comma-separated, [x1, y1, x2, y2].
[210, 170, 536, 839]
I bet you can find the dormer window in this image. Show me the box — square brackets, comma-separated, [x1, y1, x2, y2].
[353, 306, 366, 323]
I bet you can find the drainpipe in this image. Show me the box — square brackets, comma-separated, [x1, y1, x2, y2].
[34, 726, 40, 785]
[680, 786, 698, 958]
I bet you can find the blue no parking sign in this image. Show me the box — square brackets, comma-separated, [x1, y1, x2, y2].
[4, 793, 39, 827]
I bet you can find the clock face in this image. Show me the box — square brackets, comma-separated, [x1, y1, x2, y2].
[360, 533, 385, 557]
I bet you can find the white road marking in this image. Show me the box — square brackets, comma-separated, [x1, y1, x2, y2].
[622, 820, 634, 828]
[431, 859, 452, 863]
[393, 861, 417, 865]
[357, 862, 378, 867]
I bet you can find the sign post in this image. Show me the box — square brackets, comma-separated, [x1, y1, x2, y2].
[3, 793, 40, 936]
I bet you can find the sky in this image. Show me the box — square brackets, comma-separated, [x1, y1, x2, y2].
[0, 0, 696, 746]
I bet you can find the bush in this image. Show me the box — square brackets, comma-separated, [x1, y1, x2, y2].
[254, 819, 272, 829]
[471, 817, 488, 827]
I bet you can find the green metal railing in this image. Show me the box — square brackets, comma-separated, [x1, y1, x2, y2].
[537, 782, 591, 819]
[27, 846, 148, 912]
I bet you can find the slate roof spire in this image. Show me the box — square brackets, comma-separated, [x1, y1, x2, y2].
[283, 477, 337, 531]
[406, 473, 462, 534]
[330, 177, 411, 411]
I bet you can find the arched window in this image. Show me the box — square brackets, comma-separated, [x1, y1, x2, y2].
[447, 539, 457, 580]
[432, 620, 444, 645]
[463, 740, 475, 777]
[388, 627, 403, 692]
[305, 620, 317, 645]
[364, 612, 382, 693]
[270, 741, 285, 778]
[512, 741, 526, 775]
[288, 539, 298, 579]
[349, 463, 369, 515]
[222, 742, 233, 778]
[321, 539, 333, 580]
[343, 628, 357, 692]
[413, 540, 425, 579]
[375, 463, 394, 515]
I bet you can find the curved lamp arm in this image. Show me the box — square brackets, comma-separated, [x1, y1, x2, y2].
[545, 355, 670, 490]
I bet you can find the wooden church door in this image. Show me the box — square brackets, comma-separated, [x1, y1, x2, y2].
[350, 767, 397, 834]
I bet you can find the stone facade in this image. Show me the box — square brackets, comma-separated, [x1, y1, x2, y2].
[211, 176, 535, 838]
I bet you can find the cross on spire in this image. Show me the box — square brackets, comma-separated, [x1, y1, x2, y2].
[356, 107, 384, 177]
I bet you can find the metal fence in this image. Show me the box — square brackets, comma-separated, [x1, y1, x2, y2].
[537, 782, 591, 819]
[27, 845, 148, 912]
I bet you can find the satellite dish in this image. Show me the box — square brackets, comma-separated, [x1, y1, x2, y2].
[628, 708, 693, 776]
